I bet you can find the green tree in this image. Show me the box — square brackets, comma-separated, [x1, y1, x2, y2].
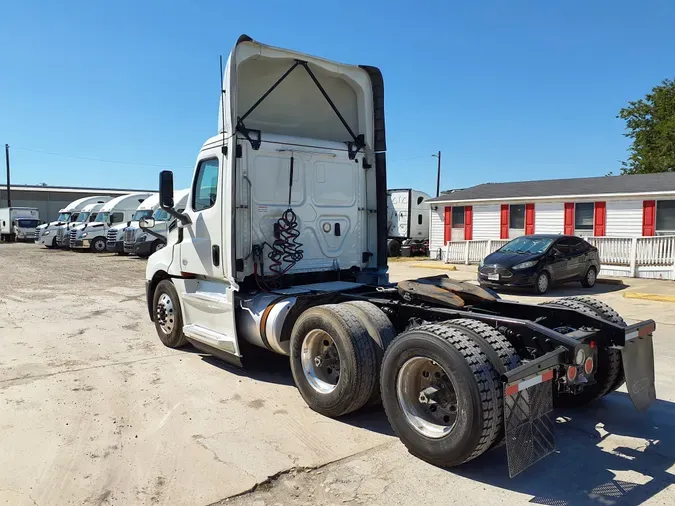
[618, 78, 675, 174]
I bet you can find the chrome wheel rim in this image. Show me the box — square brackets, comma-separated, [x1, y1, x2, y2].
[396, 357, 458, 439]
[537, 274, 549, 293]
[301, 330, 341, 394]
[156, 293, 175, 334]
[587, 269, 596, 286]
[94, 240, 106, 252]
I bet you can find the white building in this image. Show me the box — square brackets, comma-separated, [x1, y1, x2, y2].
[427, 173, 675, 278]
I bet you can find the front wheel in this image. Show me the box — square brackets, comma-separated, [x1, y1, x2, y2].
[534, 271, 550, 294]
[151, 240, 165, 254]
[581, 266, 597, 288]
[153, 280, 187, 348]
[387, 239, 401, 257]
[90, 237, 107, 252]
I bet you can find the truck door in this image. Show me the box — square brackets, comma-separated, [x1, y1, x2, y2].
[174, 154, 239, 357]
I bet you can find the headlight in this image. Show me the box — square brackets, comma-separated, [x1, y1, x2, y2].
[43, 231, 51, 236]
[512, 259, 538, 270]
[80, 232, 88, 238]
[138, 234, 147, 242]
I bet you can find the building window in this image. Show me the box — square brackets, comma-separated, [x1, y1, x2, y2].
[656, 200, 675, 235]
[418, 214, 422, 225]
[575, 202, 594, 233]
[451, 206, 465, 227]
[417, 196, 424, 205]
[509, 204, 525, 230]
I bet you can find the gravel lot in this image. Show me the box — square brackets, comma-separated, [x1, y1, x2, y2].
[1, 242, 674, 506]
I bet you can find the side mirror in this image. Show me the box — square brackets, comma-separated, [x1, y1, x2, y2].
[139, 217, 155, 230]
[159, 171, 175, 209]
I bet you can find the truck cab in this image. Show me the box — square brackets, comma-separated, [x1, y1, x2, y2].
[55, 202, 106, 248]
[0, 207, 40, 242]
[106, 194, 160, 254]
[70, 193, 154, 252]
[386, 188, 431, 256]
[35, 196, 111, 248]
[126, 188, 189, 257]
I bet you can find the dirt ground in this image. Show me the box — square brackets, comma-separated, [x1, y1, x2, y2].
[1, 243, 674, 506]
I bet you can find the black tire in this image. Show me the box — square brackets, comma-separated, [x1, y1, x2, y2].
[566, 296, 626, 393]
[539, 297, 622, 407]
[581, 266, 597, 288]
[117, 251, 129, 256]
[533, 271, 550, 294]
[380, 323, 501, 467]
[90, 237, 107, 253]
[341, 301, 397, 405]
[290, 304, 377, 418]
[150, 239, 165, 255]
[387, 239, 401, 257]
[152, 279, 188, 348]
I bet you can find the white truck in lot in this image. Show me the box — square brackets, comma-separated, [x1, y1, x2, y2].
[55, 202, 107, 248]
[386, 188, 431, 256]
[69, 193, 153, 252]
[124, 188, 189, 257]
[35, 196, 111, 248]
[142, 35, 657, 478]
[0, 207, 40, 242]
[106, 194, 160, 254]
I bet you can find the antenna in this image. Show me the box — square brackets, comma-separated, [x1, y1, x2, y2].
[219, 55, 227, 155]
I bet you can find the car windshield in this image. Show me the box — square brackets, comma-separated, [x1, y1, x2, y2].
[500, 236, 554, 254]
[95, 212, 109, 223]
[17, 219, 39, 228]
[153, 208, 170, 221]
[77, 212, 90, 223]
[131, 210, 153, 221]
[57, 212, 71, 222]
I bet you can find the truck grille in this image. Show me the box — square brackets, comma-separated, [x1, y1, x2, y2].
[56, 228, 66, 245]
[106, 229, 119, 247]
[124, 227, 136, 244]
[34, 228, 41, 242]
[69, 229, 78, 247]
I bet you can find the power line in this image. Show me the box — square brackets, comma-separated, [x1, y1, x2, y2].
[12, 146, 193, 169]
[387, 155, 430, 164]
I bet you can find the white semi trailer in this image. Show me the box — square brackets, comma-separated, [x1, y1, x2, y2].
[0, 207, 40, 242]
[69, 193, 153, 252]
[124, 188, 189, 257]
[386, 188, 431, 256]
[141, 35, 657, 477]
[106, 194, 160, 254]
[35, 196, 111, 248]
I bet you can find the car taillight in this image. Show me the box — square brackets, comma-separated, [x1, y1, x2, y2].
[584, 357, 594, 375]
[566, 366, 577, 382]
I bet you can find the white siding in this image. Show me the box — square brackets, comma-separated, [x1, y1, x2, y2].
[472, 204, 500, 240]
[606, 200, 643, 237]
[534, 203, 564, 234]
[429, 207, 445, 259]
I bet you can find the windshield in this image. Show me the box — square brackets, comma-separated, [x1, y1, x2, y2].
[57, 212, 71, 222]
[131, 209, 153, 221]
[153, 208, 170, 221]
[77, 212, 90, 223]
[500, 236, 554, 254]
[17, 219, 39, 228]
[95, 212, 109, 223]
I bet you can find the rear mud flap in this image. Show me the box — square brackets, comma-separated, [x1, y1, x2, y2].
[621, 334, 656, 411]
[504, 370, 555, 477]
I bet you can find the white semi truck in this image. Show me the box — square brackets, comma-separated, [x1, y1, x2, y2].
[142, 35, 657, 477]
[386, 188, 431, 256]
[106, 194, 160, 254]
[0, 207, 40, 242]
[124, 188, 189, 257]
[55, 202, 107, 248]
[35, 196, 111, 248]
[69, 193, 153, 252]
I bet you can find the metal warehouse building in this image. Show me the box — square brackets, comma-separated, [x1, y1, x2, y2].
[0, 184, 154, 222]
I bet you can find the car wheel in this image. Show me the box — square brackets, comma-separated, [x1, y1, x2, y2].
[534, 271, 550, 295]
[581, 266, 597, 288]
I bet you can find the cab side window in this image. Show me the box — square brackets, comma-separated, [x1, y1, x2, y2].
[111, 212, 124, 224]
[193, 158, 219, 211]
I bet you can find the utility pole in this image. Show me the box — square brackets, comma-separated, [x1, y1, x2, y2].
[5, 144, 10, 207]
[432, 150, 442, 197]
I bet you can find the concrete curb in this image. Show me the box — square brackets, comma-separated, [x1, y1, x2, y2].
[407, 264, 458, 271]
[596, 278, 626, 286]
[623, 292, 675, 303]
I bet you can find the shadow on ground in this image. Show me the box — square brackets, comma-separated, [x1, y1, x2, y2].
[494, 281, 627, 298]
[454, 392, 675, 505]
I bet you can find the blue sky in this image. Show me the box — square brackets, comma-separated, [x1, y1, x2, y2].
[1, 1, 674, 196]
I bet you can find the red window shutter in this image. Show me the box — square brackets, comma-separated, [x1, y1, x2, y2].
[594, 201, 606, 236]
[525, 203, 535, 235]
[444, 206, 452, 243]
[464, 206, 473, 240]
[564, 203, 575, 235]
[500, 204, 509, 239]
[643, 200, 656, 236]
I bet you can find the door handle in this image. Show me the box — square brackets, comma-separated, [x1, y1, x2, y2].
[212, 245, 220, 266]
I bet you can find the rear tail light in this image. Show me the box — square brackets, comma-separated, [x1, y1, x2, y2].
[566, 366, 577, 382]
[584, 357, 594, 375]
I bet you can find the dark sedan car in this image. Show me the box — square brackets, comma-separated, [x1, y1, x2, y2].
[478, 234, 600, 294]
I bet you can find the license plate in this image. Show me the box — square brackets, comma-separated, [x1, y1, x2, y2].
[488, 273, 500, 281]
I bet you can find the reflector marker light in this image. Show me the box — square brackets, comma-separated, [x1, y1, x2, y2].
[505, 369, 554, 397]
